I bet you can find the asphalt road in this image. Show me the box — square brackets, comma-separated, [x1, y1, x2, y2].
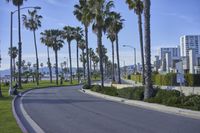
[18, 85, 200, 133]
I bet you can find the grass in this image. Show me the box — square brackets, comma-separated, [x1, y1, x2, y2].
[0, 80, 79, 133]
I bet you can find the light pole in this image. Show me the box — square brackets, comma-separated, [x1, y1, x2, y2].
[9, 6, 41, 95]
[122, 45, 137, 73]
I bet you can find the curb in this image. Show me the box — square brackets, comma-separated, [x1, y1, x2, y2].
[80, 89, 200, 120]
[12, 84, 83, 133]
[12, 96, 28, 133]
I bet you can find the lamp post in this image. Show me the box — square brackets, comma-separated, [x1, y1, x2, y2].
[122, 45, 137, 73]
[9, 6, 41, 95]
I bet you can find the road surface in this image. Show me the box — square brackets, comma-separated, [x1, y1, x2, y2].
[16, 85, 200, 133]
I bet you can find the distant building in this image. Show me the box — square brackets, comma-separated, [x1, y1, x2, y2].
[158, 46, 181, 72]
[180, 35, 200, 57]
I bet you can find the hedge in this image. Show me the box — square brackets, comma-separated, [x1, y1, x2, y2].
[127, 73, 200, 86]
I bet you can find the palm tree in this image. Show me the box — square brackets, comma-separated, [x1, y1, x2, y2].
[78, 39, 86, 80]
[106, 26, 116, 82]
[92, 55, 99, 72]
[8, 46, 18, 82]
[143, 0, 153, 99]
[126, 0, 145, 85]
[47, 29, 64, 85]
[27, 62, 31, 71]
[106, 11, 124, 84]
[41, 30, 53, 83]
[74, 27, 84, 83]
[22, 9, 42, 86]
[74, 0, 93, 87]
[63, 26, 75, 84]
[88, 48, 95, 73]
[88, 0, 114, 87]
[6, 0, 27, 88]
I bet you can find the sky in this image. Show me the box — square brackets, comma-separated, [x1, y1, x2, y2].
[0, 0, 200, 70]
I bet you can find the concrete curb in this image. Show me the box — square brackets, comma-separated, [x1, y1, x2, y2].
[12, 96, 28, 133]
[12, 84, 84, 133]
[80, 89, 200, 120]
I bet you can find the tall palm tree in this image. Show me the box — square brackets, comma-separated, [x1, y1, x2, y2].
[126, 0, 145, 85]
[8, 46, 18, 82]
[63, 26, 75, 84]
[27, 62, 31, 71]
[106, 25, 116, 82]
[88, 48, 95, 73]
[74, 0, 93, 87]
[74, 27, 84, 83]
[106, 11, 124, 84]
[6, 0, 27, 88]
[22, 9, 42, 86]
[47, 29, 64, 85]
[41, 30, 53, 83]
[92, 55, 99, 72]
[143, 0, 153, 99]
[88, 0, 114, 87]
[78, 39, 86, 80]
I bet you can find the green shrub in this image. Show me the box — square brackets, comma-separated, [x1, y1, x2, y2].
[117, 86, 144, 100]
[91, 85, 102, 92]
[127, 75, 131, 80]
[117, 87, 134, 99]
[131, 87, 144, 100]
[146, 89, 182, 105]
[82, 84, 91, 89]
[183, 95, 200, 110]
[102, 87, 118, 96]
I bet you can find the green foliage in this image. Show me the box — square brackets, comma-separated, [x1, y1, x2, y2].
[117, 87, 144, 100]
[185, 74, 200, 86]
[82, 84, 91, 89]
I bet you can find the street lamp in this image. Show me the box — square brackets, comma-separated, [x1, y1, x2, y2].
[122, 45, 137, 73]
[9, 6, 41, 95]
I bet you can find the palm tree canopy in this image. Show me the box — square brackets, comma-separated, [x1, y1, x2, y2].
[88, 0, 114, 28]
[8, 46, 18, 58]
[126, 0, 143, 15]
[6, 0, 26, 6]
[63, 26, 75, 43]
[41, 29, 64, 51]
[74, 27, 84, 42]
[105, 11, 124, 34]
[78, 39, 86, 51]
[22, 9, 42, 31]
[74, 0, 93, 27]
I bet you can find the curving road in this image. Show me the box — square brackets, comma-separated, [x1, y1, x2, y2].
[16, 85, 200, 133]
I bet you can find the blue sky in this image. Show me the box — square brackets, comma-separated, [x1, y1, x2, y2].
[0, 0, 200, 70]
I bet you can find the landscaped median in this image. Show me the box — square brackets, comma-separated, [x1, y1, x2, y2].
[81, 84, 200, 120]
[0, 80, 79, 133]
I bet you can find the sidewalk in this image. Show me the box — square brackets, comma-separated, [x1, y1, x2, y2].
[81, 89, 200, 120]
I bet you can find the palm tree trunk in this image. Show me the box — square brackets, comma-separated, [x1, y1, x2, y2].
[68, 41, 73, 84]
[76, 41, 80, 83]
[13, 58, 16, 82]
[98, 27, 104, 87]
[47, 47, 52, 83]
[33, 30, 39, 86]
[111, 41, 115, 82]
[18, 4, 22, 88]
[85, 26, 91, 86]
[115, 34, 121, 84]
[144, 0, 153, 99]
[138, 14, 145, 85]
[82, 50, 86, 80]
[55, 50, 59, 85]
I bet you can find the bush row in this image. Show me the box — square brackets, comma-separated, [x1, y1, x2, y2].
[88, 85, 200, 111]
[127, 73, 200, 86]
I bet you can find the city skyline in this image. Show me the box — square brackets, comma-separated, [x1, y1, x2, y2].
[0, 0, 200, 70]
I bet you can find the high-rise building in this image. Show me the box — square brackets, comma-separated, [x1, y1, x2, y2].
[180, 35, 200, 57]
[159, 46, 180, 69]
